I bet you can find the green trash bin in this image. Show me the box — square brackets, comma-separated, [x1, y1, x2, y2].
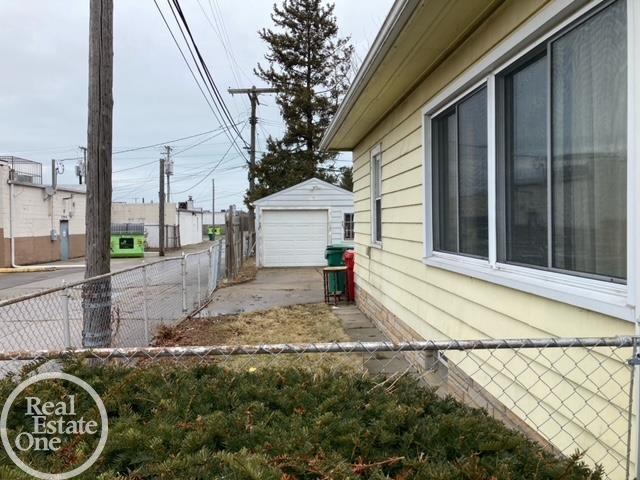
[324, 244, 352, 295]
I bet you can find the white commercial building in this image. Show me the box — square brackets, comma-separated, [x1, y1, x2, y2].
[0, 157, 86, 267]
[111, 200, 203, 250]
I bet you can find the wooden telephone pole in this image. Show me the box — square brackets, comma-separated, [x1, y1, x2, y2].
[159, 158, 166, 257]
[83, 0, 114, 348]
[227, 87, 278, 196]
[228, 86, 277, 252]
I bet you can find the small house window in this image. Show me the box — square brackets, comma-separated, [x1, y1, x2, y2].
[371, 147, 382, 243]
[432, 87, 488, 258]
[343, 213, 354, 241]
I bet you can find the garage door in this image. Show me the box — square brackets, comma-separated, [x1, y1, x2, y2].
[262, 209, 328, 267]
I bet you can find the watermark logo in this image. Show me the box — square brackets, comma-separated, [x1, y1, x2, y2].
[1, 372, 108, 480]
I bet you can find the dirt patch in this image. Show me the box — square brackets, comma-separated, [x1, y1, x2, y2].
[156, 303, 349, 346]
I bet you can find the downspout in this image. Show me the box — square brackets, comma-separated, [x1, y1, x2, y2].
[9, 180, 17, 268]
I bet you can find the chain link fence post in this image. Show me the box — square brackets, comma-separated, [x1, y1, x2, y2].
[61, 280, 71, 349]
[181, 252, 187, 313]
[207, 246, 214, 296]
[217, 241, 223, 287]
[196, 254, 202, 308]
[631, 333, 640, 480]
[142, 261, 149, 345]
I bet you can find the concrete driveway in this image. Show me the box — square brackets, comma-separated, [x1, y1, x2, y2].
[202, 267, 324, 316]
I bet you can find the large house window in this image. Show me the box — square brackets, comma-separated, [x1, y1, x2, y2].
[371, 147, 382, 243]
[343, 212, 354, 241]
[498, 0, 627, 280]
[423, 0, 632, 317]
[432, 87, 488, 258]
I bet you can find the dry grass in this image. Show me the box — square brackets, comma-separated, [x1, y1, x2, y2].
[153, 303, 361, 371]
[156, 303, 349, 346]
[220, 257, 258, 287]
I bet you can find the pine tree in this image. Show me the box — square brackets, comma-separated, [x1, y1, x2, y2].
[248, 0, 353, 205]
[338, 165, 353, 191]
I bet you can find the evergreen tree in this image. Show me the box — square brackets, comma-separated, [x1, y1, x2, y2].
[248, 0, 353, 205]
[338, 165, 353, 191]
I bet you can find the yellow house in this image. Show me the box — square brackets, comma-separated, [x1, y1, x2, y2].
[322, 0, 639, 477]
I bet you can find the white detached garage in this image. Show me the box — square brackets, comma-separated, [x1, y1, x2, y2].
[254, 178, 354, 267]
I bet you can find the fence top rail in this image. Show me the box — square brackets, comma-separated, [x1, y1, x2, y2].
[0, 336, 634, 362]
[0, 243, 221, 308]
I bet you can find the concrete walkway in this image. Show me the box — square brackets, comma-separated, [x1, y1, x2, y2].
[202, 267, 325, 316]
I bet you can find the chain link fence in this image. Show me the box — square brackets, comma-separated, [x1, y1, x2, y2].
[0, 241, 225, 357]
[0, 240, 637, 479]
[0, 336, 636, 479]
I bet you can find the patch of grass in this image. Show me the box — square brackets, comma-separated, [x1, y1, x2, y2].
[0, 363, 603, 479]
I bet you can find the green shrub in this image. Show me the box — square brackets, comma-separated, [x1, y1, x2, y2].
[0, 362, 602, 479]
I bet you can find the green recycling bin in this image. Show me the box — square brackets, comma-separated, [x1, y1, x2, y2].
[324, 244, 352, 294]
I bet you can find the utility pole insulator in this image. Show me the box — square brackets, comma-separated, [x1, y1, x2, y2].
[164, 145, 173, 204]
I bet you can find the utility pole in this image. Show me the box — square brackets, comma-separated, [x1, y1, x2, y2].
[211, 178, 215, 227]
[164, 145, 173, 203]
[228, 86, 277, 252]
[227, 86, 277, 199]
[159, 158, 166, 257]
[83, 0, 114, 349]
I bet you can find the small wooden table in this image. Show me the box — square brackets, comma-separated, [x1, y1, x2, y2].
[323, 266, 348, 305]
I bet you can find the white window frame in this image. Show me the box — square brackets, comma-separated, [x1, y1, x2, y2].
[371, 144, 383, 246]
[422, 0, 639, 322]
[343, 212, 355, 241]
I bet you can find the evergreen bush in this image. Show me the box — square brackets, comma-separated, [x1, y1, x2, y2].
[0, 362, 602, 479]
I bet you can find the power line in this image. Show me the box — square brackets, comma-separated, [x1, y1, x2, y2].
[195, 0, 249, 110]
[173, 120, 246, 156]
[158, 0, 250, 161]
[172, 122, 247, 195]
[171, 1, 246, 148]
[113, 160, 158, 173]
[153, 0, 221, 126]
[168, 0, 241, 136]
[57, 126, 234, 162]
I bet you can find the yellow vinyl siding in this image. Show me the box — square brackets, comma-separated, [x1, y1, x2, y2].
[351, 0, 633, 474]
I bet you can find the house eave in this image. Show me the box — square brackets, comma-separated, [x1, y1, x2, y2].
[320, 0, 420, 152]
[321, 0, 507, 152]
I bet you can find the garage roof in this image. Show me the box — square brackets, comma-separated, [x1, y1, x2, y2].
[253, 177, 352, 205]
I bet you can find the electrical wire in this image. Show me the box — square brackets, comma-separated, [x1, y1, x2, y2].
[153, 0, 222, 129]
[113, 160, 158, 173]
[57, 125, 237, 162]
[171, 122, 247, 195]
[163, 0, 249, 159]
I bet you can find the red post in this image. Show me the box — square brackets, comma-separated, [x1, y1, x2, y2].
[343, 250, 355, 302]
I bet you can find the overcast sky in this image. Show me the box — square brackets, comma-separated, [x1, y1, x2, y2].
[0, 0, 392, 210]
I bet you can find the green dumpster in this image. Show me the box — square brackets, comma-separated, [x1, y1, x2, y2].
[324, 244, 352, 295]
[111, 223, 145, 258]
